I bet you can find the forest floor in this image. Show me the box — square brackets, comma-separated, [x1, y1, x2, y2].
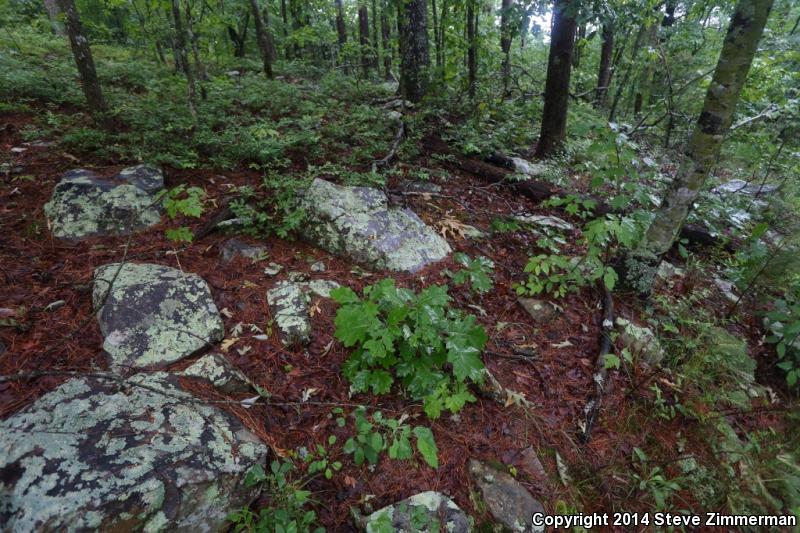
[0, 93, 791, 529]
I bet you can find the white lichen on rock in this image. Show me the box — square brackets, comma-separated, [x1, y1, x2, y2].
[364, 491, 472, 533]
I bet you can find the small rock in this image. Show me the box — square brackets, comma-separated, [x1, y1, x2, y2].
[267, 281, 311, 345]
[656, 261, 685, 280]
[181, 353, 252, 393]
[219, 238, 268, 263]
[513, 214, 575, 232]
[302, 279, 342, 299]
[10, 147, 26, 154]
[385, 110, 403, 121]
[713, 277, 739, 304]
[518, 298, 559, 324]
[510, 157, 548, 178]
[264, 262, 283, 276]
[93, 262, 224, 371]
[615, 317, 664, 366]
[364, 491, 472, 533]
[401, 180, 442, 195]
[43, 299, 66, 312]
[515, 446, 549, 486]
[288, 271, 310, 282]
[468, 459, 545, 533]
[713, 179, 778, 197]
[310, 261, 326, 272]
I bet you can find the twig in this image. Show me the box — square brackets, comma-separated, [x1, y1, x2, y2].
[372, 119, 405, 173]
[579, 282, 615, 443]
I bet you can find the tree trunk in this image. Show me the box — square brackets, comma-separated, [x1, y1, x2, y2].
[358, 2, 371, 76]
[633, 22, 658, 115]
[57, 0, 107, 116]
[170, 0, 197, 120]
[43, 0, 65, 35]
[371, 0, 379, 67]
[608, 21, 646, 123]
[572, 22, 585, 68]
[380, 2, 392, 80]
[227, 12, 250, 58]
[438, 0, 448, 77]
[431, 0, 440, 71]
[398, 0, 430, 102]
[466, 0, 477, 100]
[594, 22, 613, 108]
[534, 0, 577, 158]
[623, 0, 774, 294]
[249, 0, 274, 78]
[500, 0, 513, 95]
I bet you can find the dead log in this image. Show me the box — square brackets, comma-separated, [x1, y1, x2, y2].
[193, 203, 235, 241]
[579, 282, 614, 443]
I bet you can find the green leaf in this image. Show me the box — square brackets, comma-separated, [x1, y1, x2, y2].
[413, 426, 439, 468]
[446, 317, 487, 382]
[603, 267, 618, 291]
[165, 226, 194, 243]
[603, 353, 621, 369]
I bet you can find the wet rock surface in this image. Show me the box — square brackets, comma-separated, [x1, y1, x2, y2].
[468, 459, 544, 533]
[44, 165, 164, 239]
[364, 491, 472, 533]
[301, 178, 450, 273]
[0, 372, 268, 532]
[93, 262, 224, 371]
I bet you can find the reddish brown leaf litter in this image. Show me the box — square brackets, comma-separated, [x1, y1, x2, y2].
[0, 110, 787, 531]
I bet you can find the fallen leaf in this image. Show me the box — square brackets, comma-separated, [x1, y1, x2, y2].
[551, 339, 574, 349]
[221, 337, 238, 352]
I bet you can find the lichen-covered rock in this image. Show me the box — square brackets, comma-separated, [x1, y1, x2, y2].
[219, 238, 267, 264]
[656, 261, 686, 281]
[301, 279, 342, 299]
[0, 373, 268, 532]
[44, 165, 164, 239]
[713, 179, 777, 197]
[364, 491, 472, 533]
[615, 317, 664, 366]
[510, 157, 547, 178]
[513, 213, 574, 232]
[181, 353, 252, 393]
[468, 460, 544, 533]
[267, 281, 311, 345]
[518, 298, 559, 324]
[93, 263, 224, 371]
[301, 178, 450, 273]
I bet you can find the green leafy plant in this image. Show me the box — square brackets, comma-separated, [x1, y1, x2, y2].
[228, 461, 323, 533]
[448, 253, 494, 294]
[302, 436, 342, 480]
[765, 288, 800, 386]
[341, 407, 439, 468]
[161, 184, 206, 242]
[331, 279, 487, 418]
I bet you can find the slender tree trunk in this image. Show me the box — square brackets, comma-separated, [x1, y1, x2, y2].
[170, 0, 197, 120]
[250, 0, 274, 78]
[466, 0, 477, 100]
[594, 22, 613, 108]
[572, 22, 585, 68]
[519, 4, 530, 50]
[281, 0, 288, 46]
[398, 0, 430, 102]
[633, 22, 658, 115]
[185, 2, 208, 99]
[57, 0, 107, 116]
[500, 0, 513, 95]
[623, 0, 774, 294]
[535, 0, 577, 158]
[431, 0, 440, 70]
[608, 21, 646, 122]
[358, 2, 371, 76]
[44, 0, 65, 35]
[371, 0, 379, 67]
[380, 2, 392, 79]
[438, 0, 447, 77]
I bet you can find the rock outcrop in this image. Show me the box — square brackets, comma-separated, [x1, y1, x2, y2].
[0, 373, 268, 532]
[93, 263, 224, 371]
[44, 165, 164, 239]
[364, 491, 472, 533]
[301, 178, 450, 272]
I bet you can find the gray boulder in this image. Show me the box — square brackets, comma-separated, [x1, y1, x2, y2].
[181, 353, 253, 393]
[267, 281, 311, 345]
[301, 178, 450, 272]
[44, 165, 164, 239]
[468, 460, 544, 533]
[364, 491, 472, 533]
[93, 263, 224, 371]
[509, 157, 547, 178]
[615, 317, 664, 366]
[0, 372, 268, 532]
[518, 298, 559, 324]
[219, 238, 267, 264]
[713, 179, 778, 197]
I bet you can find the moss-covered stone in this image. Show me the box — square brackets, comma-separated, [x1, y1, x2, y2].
[301, 178, 450, 273]
[0, 373, 268, 532]
[615, 317, 664, 366]
[364, 491, 472, 533]
[44, 165, 164, 239]
[93, 263, 224, 371]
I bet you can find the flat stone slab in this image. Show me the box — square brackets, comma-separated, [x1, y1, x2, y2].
[365, 491, 472, 533]
[44, 165, 164, 239]
[513, 214, 575, 232]
[93, 263, 224, 371]
[0, 372, 268, 531]
[181, 352, 252, 393]
[713, 179, 778, 196]
[219, 239, 268, 264]
[469, 459, 544, 533]
[301, 178, 450, 273]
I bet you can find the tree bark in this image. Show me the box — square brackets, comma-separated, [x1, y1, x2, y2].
[572, 22, 585, 68]
[535, 0, 577, 158]
[371, 0, 379, 67]
[398, 0, 430, 102]
[249, 0, 274, 78]
[594, 22, 613, 108]
[608, 21, 647, 123]
[170, 0, 197, 120]
[466, 0, 477, 100]
[633, 22, 658, 115]
[624, 0, 774, 294]
[57, 0, 107, 116]
[358, 2, 371, 76]
[500, 0, 513, 95]
[380, 2, 392, 79]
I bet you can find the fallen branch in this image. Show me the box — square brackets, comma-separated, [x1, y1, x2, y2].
[579, 282, 614, 443]
[372, 118, 405, 173]
[193, 202, 235, 241]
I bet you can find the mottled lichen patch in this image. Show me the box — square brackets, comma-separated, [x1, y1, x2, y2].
[43, 165, 164, 239]
[0, 373, 268, 532]
[364, 491, 472, 533]
[301, 178, 450, 273]
[93, 263, 224, 371]
[181, 353, 253, 393]
[267, 281, 311, 346]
